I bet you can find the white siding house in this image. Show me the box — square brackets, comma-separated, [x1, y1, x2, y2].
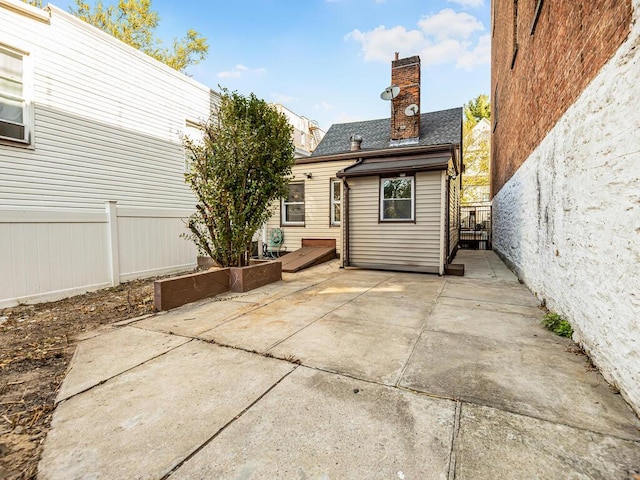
[0, 0, 216, 307]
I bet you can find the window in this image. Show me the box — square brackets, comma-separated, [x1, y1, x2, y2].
[511, 0, 519, 69]
[0, 46, 30, 144]
[330, 179, 341, 226]
[380, 176, 414, 221]
[530, 0, 544, 35]
[282, 182, 305, 226]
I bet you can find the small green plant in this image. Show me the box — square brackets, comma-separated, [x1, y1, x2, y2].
[543, 312, 574, 338]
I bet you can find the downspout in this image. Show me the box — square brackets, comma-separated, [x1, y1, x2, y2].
[342, 178, 350, 268]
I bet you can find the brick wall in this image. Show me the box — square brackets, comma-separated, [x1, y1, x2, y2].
[391, 55, 420, 141]
[491, 0, 632, 196]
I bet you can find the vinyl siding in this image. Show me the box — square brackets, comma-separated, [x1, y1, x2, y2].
[0, 4, 210, 305]
[0, 5, 215, 211]
[265, 160, 355, 253]
[348, 171, 444, 273]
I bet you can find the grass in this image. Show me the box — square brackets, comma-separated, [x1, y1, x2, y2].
[543, 312, 574, 338]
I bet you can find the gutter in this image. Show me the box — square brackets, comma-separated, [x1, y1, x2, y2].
[341, 157, 362, 267]
[297, 143, 457, 165]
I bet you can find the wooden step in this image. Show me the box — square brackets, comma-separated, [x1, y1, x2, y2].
[278, 246, 336, 273]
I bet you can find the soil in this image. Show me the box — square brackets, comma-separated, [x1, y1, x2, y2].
[0, 279, 157, 480]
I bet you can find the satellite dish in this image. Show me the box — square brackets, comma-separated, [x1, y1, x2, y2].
[404, 104, 419, 117]
[380, 85, 400, 101]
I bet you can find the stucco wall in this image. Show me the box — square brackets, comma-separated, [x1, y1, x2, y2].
[493, 1, 640, 414]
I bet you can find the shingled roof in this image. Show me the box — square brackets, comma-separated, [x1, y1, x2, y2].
[311, 107, 462, 157]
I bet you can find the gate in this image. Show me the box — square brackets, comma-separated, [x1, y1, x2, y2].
[460, 204, 491, 250]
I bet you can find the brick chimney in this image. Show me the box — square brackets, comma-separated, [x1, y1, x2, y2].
[390, 53, 420, 143]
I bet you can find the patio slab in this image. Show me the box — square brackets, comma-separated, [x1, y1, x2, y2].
[56, 326, 189, 402]
[441, 279, 541, 307]
[135, 297, 261, 337]
[454, 403, 640, 479]
[39, 341, 294, 480]
[170, 366, 456, 480]
[269, 314, 422, 385]
[426, 301, 560, 345]
[400, 330, 640, 440]
[199, 283, 367, 352]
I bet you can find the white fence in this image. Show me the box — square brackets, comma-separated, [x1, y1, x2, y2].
[0, 202, 197, 308]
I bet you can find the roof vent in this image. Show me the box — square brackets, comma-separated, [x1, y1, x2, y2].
[350, 134, 363, 151]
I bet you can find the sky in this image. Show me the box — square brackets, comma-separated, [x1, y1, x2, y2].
[51, 0, 491, 131]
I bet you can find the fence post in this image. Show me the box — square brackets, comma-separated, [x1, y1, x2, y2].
[105, 201, 120, 286]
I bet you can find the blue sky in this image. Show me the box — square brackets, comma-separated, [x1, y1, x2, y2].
[52, 0, 491, 130]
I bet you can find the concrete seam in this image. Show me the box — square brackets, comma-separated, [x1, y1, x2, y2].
[395, 280, 447, 387]
[55, 338, 194, 405]
[160, 365, 299, 479]
[447, 400, 462, 480]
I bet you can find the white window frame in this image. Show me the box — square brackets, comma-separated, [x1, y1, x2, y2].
[380, 176, 415, 222]
[0, 44, 33, 146]
[330, 179, 341, 226]
[281, 181, 305, 226]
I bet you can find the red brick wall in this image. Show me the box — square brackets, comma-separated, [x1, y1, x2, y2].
[491, 0, 632, 196]
[391, 55, 421, 140]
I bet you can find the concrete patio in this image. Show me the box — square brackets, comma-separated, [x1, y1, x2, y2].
[39, 251, 640, 479]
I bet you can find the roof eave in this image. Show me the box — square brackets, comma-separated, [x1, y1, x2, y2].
[300, 143, 457, 165]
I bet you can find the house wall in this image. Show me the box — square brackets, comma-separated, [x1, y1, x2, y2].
[347, 171, 444, 273]
[0, 2, 215, 307]
[265, 160, 354, 254]
[491, 0, 632, 195]
[492, 0, 640, 414]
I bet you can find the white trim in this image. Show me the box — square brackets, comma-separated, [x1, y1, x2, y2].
[117, 206, 194, 218]
[330, 179, 341, 226]
[106, 201, 120, 286]
[0, 281, 112, 308]
[0, 208, 107, 223]
[281, 181, 305, 226]
[379, 176, 415, 221]
[0, 0, 50, 23]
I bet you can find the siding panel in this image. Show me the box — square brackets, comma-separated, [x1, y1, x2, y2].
[265, 160, 355, 254]
[348, 171, 444, 272]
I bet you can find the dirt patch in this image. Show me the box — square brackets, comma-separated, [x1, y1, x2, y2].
[0, 279, 157, 480]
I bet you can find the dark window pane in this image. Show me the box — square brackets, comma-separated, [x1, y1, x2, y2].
[333, 181, 341, 201]
[333, 204, 340, 223]
[288, 183, 304, 202]
[383, 178, 412, 199]
[286, 204, 304, 223]
[383, 199, 412, 219]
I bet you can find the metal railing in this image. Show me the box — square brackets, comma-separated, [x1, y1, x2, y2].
[460, 204, 492, 250]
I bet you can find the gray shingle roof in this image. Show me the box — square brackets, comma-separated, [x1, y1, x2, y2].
[311, 107, 462, 157]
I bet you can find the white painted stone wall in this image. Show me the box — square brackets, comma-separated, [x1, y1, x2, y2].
[493, 0, 640, 415]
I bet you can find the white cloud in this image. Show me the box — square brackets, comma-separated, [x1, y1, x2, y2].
[346, 26, 425, 62]
[418, 9, 484, 40]
[457, 33, 491, 69]
[448, 0, 484, 7]
[217, 64, 266, 79]
[346, 8, 488, 69]
[315, 101, 335, 111]
[271, 92, 297, 103]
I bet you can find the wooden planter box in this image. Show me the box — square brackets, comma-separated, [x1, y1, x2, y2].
[154, 260, 282, 311]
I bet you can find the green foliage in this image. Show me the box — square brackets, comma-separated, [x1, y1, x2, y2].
[23, 0, 43, 7]
[462, 94, 491, 204]
[183, 89, 295, 267]
[69, 0, 208, 72]
[464, 94, 491, 124]
[542, 312, 574, 338]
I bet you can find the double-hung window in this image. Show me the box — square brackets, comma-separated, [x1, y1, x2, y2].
[330, 179, 341, 226]
[380, 176, 414, 221]
[282, 182, 305, 226]
[0, 46, 29, 144]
